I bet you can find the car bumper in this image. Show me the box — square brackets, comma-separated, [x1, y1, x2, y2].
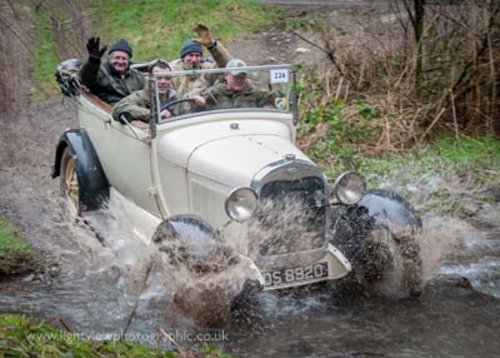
[258, 244, 352, 290]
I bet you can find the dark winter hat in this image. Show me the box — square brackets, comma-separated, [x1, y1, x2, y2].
[108, 39, 133, 58]
[179, 39, 203, 58]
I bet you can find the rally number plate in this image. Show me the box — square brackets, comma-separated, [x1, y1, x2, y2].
[263, 262, 329, 287]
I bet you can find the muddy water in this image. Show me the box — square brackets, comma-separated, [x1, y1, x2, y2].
[1, 100, 499, 356]
[232, 286, 500, 357]
[1, 189, 499, 356]
[233, 216, 500, 357]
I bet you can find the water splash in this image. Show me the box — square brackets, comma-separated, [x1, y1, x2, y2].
[416, 216, 476, 283]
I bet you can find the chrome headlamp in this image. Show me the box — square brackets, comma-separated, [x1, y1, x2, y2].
[225, 187, 258, 222]
[332, 171, 366, 205]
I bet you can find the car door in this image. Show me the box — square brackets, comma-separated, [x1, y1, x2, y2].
[78, 96, 161, 216]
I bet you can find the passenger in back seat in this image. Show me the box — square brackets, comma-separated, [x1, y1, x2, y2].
[79, 37, 145, 105]
[170, 23, 233, 97]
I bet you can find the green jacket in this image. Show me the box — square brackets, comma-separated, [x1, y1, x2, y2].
[170, 42, 232, 97]
[79, 58, 145, 105]
[113, 88, 182, 123]
[202, 80, 275, 110]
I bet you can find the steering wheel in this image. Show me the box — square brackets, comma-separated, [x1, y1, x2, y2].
[160, 98, 195, 112]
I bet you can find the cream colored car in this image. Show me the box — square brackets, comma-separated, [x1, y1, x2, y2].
[53, 63, 421, 294]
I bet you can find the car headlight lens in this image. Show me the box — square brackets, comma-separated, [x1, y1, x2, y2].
[225, 187, 258, 222]
[333, 171, 366, 205]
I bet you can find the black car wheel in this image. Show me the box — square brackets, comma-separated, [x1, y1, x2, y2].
[367, 225, 422, 297]
[330, 196, 422, 297]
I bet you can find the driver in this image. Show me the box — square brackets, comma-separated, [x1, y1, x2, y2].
[112, 61, 203, 128]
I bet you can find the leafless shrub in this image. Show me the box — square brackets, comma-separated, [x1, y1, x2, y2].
[295, 0, 499, 154]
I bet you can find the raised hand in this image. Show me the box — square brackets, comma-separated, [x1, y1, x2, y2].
[86, 37, 107, 59]
[192, 23, 213, 47]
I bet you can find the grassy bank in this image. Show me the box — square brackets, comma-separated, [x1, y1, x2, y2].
[313, 134, 500, 216]
[91, 0, 278, 61]
[32, 4, 60, 100]
[0, 216, 34, 277]
[0, 314, 231, 357]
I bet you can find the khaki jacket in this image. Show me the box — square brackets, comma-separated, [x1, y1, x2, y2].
[80, 58, 145, 105]
[170, 42, 232, 97]
[202, 80, 275, 110]
[113, 88, 181, 123]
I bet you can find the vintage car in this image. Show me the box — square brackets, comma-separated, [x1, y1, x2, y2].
[52, 62, 422, 299]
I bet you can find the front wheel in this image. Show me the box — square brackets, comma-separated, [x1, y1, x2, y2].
[367, 224, 422, 297]
[60, 146, 80, 215]
[330, 194, 422, 297]
[152, 216, 261, 328]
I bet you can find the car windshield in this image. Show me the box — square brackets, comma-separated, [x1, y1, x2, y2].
[149, 64, 294, 123]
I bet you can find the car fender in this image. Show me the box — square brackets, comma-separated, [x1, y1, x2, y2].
[152, 214, 219, 242]
[52, 128, 109, 210]
[358, 189, 421, 235]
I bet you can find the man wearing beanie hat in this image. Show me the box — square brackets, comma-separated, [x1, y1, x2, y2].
[79, 37, 145, 105]
[170, 23, 233, 97]
[179, 39, 204, 60]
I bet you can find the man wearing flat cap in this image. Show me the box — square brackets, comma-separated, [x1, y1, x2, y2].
[170, 23, 233, 97]
[199, 59, 276, 110]
[79, 37, 145, 104]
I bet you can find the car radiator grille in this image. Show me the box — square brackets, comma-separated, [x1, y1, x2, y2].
[253, 176, 327, 256]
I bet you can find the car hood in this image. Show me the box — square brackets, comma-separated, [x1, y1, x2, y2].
[158, 117, 310, 187]
[188, 134, 311, 187]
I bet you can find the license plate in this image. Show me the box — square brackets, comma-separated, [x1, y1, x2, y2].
[263, 262, 329, 287]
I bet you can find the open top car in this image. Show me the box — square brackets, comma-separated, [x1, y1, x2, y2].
[53, 62, 422, 298]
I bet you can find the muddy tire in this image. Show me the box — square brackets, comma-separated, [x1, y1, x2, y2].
[60, 146, 80, 215]
[152, 219, 184, 266]
[152, 216, 238, 273]
[367, 225, 422, 296]
[330, 199, 422, 297]
[153, 217, 259, 328]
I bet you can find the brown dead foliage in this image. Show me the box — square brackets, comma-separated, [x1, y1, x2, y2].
[294, 0, 499, 155]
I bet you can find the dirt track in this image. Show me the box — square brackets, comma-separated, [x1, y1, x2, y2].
[0, 99, 79, 259]
[0, 0, 86, 248]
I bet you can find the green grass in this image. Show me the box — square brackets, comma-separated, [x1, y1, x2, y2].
[90, 0, 278, 62]
[318, 134, 499, 179]
[33, 6, 60, 99]
[0, 216, 34, 276]
[0, 217, 30, 256]
[359, 134, 499, 180]
[0, 314, 233, 357]
[0, 314, 170, 357]
[315, 134, 500, 216]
